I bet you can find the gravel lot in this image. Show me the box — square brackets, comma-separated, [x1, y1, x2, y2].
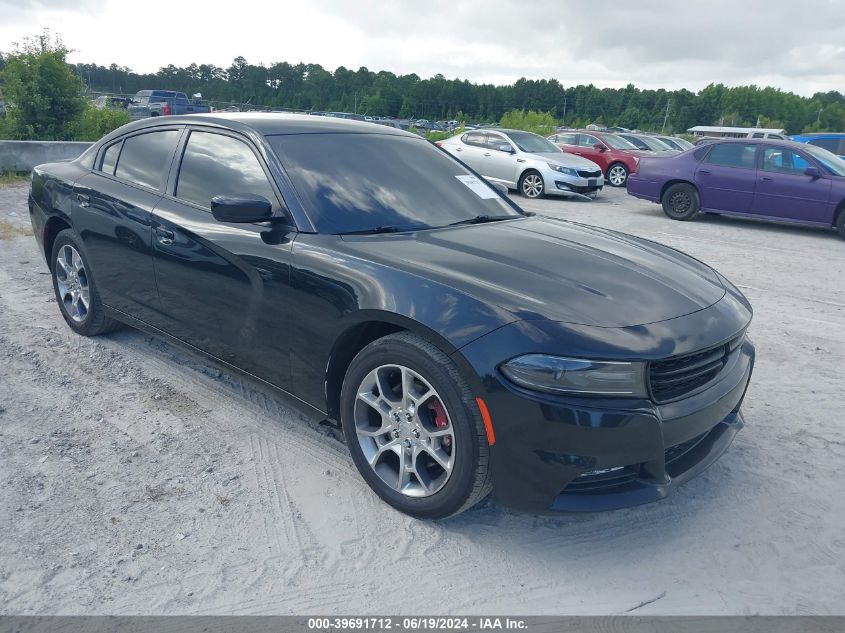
[1, 181, 844, 615]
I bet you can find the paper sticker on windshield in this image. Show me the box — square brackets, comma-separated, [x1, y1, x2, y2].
[455, 175, 499, 199]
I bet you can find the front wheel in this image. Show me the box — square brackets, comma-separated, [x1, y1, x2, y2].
[661, 183, 700, 221]
[340, 332, 492, 519]
[606, 163, 629, 187]
[519, 170, 545, 199]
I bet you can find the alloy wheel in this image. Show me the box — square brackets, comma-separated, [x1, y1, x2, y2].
[55, 245, 90, 323]
[608, 165, 627, 186]
[521, 174, 544, 198]
[353, 364, 456, 497]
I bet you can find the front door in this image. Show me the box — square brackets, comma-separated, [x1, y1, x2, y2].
[483, 133, 518, 186]
[752, 145, 832, 223]
[150, 128, 295, 389]
[695, 142, 759, 213]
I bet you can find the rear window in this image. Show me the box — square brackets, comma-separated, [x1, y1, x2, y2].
[114, 130, 180, 190]
[100, 141, 122, 175]
[268, 133, 520, 234]
[705, 143, 758, 168]
[809, 137, 842, 154]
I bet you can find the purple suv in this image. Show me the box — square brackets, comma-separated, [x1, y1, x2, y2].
[627, 138, 845, 239]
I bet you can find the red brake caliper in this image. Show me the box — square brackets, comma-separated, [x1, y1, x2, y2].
[428, 400, 452, 452]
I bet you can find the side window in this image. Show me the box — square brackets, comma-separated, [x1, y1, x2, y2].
[556, 133, 578, 145]
[486, 134, 512, 152]
[809, 137, 841, 154]
[114, 130, 180, 190]
[761, 147, 811, 174]
[578, 134, 601, 148]
[692, 146, 710, 161]
[705, 143, 758, 168]
[100, 141, 122, 175]
[751, 133, 765, 139]
[176, 131, 277, 210]
[464, 132, 487, 148]
[768, 134, 784, 140]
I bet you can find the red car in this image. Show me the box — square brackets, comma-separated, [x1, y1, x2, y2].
[548, 130, 649, 187]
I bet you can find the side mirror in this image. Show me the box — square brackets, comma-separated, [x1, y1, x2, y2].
[804, 166, 821, 179]
[211, 194, 274, 223]
[497, 144, 514, 153]
[594, 143, 607, 152]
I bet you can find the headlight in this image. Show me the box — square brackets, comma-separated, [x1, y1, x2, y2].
[500, 354, 647, 397]
[547, 163, 578, 177]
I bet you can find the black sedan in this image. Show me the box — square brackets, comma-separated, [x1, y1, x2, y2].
[28, 114, 755, 518]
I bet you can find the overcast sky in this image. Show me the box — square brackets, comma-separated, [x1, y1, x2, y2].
[2, 0, 844, 96]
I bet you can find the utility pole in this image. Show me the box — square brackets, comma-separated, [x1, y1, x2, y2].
[354, 92, 358, 114]
[562, 96, 567, 125]
[817, 107, 823, 124]
[661, 99, 671, 133]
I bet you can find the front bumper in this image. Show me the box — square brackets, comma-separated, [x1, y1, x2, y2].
[542, 168, 604, 197]
[454, 297, 755, 514]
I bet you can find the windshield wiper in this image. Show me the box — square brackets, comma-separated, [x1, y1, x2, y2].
[337, 225, 417, 235]
[445, 215, 517, 228]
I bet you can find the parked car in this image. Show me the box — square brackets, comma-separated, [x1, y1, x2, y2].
[790, 133, 845, 159]
[627, 138, 845, 238]
[438, 129, 604, 198]
[93, 95, 131, 110]
[128, 90, 212, 119]
[548, 130, 649, 187]
[653, 136, 694, 151]
[616, 133, 679, 154]
[28, 113, 755, 517]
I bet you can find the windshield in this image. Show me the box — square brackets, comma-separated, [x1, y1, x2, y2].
[505, 131, 561, 153]
[671, 137, 694, 150]
[603, 134, 638, 150]
[268, 133, 522, 234]
[640, 136, 674, 151]
[804, 144, 845, 176]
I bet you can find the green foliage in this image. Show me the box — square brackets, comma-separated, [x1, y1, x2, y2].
[1, 30, 86, 140]
[499, 110, 558, 134]
[69, 103, 131, 141]
[426, 124, 464, 143]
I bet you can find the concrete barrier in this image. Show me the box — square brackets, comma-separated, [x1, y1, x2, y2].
[0, 141, 94, 172]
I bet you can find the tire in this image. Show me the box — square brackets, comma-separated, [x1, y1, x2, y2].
[519, 170, 545, 199]
[836, 207, 845, 240]
[50, 229, 121, 336]
[661, 183, 700, 221]
[606, 163, 629, 187]
[340, 332, 492, 519]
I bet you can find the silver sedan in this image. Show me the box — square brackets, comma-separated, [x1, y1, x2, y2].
[438, 129, 604, 199]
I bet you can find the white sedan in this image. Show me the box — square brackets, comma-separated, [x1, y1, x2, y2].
[437, 129, 604, 199]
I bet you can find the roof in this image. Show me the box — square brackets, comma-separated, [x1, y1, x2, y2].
[687, 125, 786, 134]
[114, 112, 417, 139]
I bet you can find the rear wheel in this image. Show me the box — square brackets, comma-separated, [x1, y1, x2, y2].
[606, 163, 629, 187]
[51, 229, 121, 336]
[836, 207, 845, 240]
[519, 170, 545, 199]
[340, 332, 491, 519]
[661, 183, 700, 221]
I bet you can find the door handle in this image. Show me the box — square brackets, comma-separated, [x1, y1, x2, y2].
[455, 147, 462, 151]
[517, 158, 526, 163]
[76, 193, 90, 208]
[155, 227, 175, 246]
[483, 152, 491, 156]
[698, 170, 711, 175]
[761, 176, 773, 181]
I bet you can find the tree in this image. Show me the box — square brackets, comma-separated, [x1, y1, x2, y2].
[1, 30, 86, 140]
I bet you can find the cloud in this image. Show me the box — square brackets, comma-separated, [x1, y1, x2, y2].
[1, 0, 844, 96]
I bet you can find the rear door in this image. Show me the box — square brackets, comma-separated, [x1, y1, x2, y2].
[71, 127, 182, 321]
[452, 131, 488, 173]
[751, 145, 831, 223]
[149, 127, 296, 388]
[695, 142, 759, 213]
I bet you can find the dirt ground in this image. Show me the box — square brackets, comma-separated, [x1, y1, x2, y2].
[1, 181, 844, 615]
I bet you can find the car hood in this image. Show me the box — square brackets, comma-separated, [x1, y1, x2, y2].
[340, 217, 726, 328]
[531, 152, 602, 170]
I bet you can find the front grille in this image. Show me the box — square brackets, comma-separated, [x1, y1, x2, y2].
[577, 169, 602, 178]
[649, 334, 744, 402]
[665, 431, 709, 465]
[563, 465, 640, 494]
